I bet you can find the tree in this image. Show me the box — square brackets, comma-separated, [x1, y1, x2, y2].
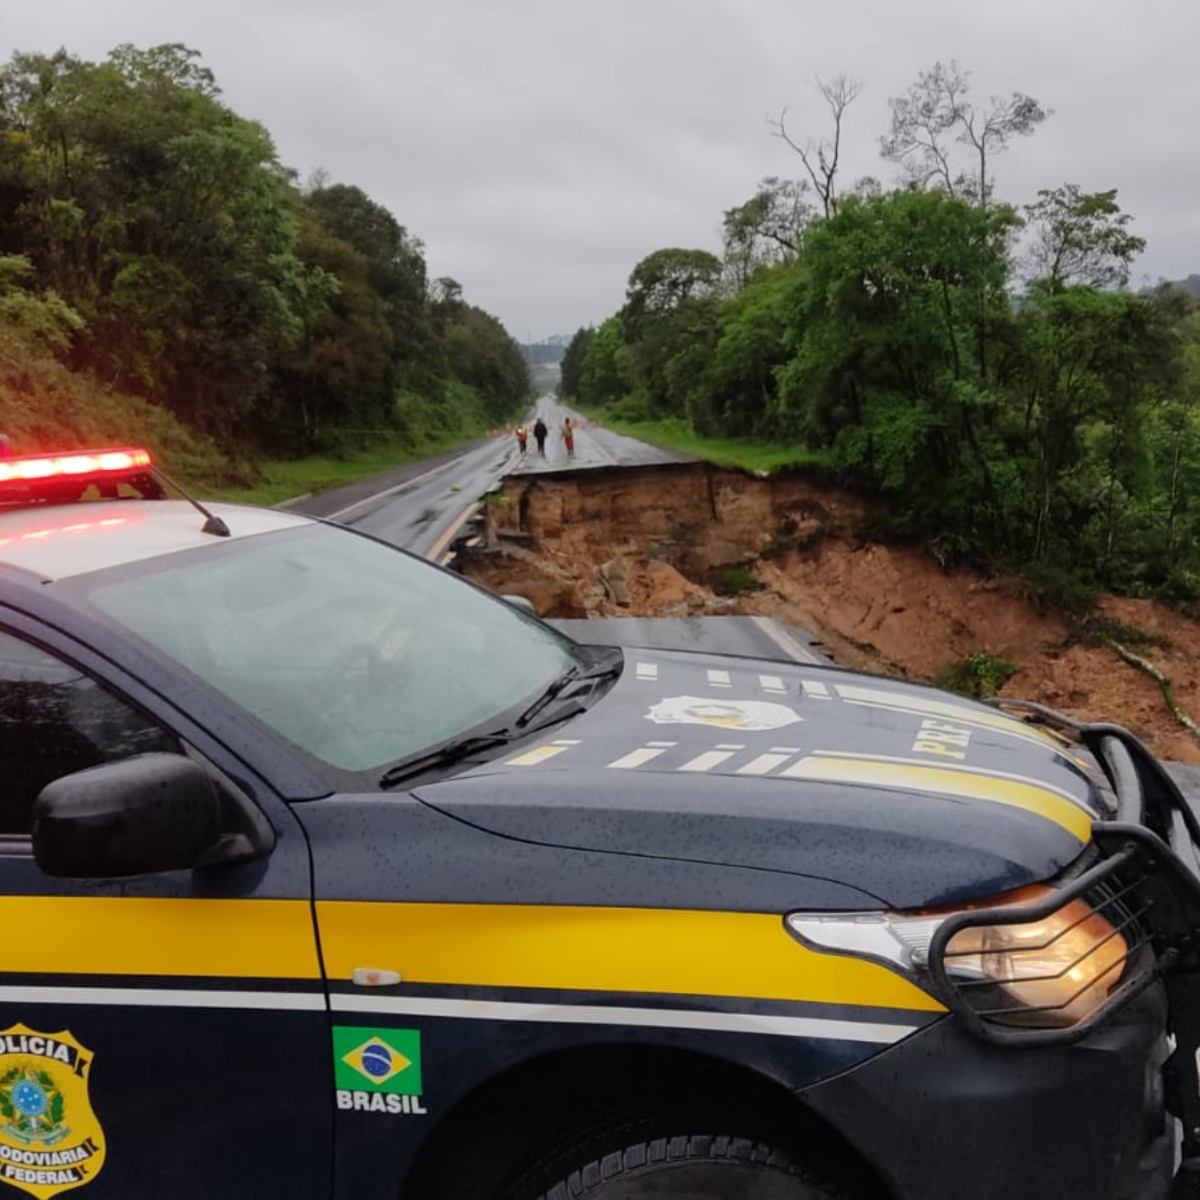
[558, 326, 593, 399]
[622, 248, 722, 331]
[881, 61, 1048, 205]
[721, 177, 812, 290]
[0, 45, 328, 438]
[304, 183, 439, 385]
[0, 254, 83, 354]
[690, 263, 797, 436]
[621, 248, 722, 416]
[443, 304, 529, 420]
[777, 189, 1019, 530]
[1024, 185, 1146, 289]
[769, 75, 862, 218]
[1011, 284, 1180, 565]
[578, 316, 630, 411]
[264, 217, 395, 452]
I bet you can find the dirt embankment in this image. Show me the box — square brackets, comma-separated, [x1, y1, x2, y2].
[464, 463, 1200, 764]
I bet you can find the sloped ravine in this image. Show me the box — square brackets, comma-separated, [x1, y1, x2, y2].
[461, 463, 1200, 764]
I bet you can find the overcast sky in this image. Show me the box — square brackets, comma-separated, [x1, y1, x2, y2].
[6, 0, 1199, 340]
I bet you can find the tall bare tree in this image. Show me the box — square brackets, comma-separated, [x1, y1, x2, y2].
[881, 61, 1048, 205]
[769, 75, 862, 219]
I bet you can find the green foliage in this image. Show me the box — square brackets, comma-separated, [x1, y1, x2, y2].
[1025, 185, 1145, 289]
[717, 563, 763, 596]
[558, 326, 593, 399]
[689, 263, 796, 436]
[582, 159, 1200, 615]
[721, 177, 811, 288]
[442, 305, 530, 420]
[620, 248, 723, 418]
[1073, 616, 1167, 652]
[578, 316, 630, 410]
[0, 42, 525, 466]
[0, 255, 83, 352]
[1012, 560, 1100, 619]
[0, 333, 237, 487]
[934, 652, 1021, 700]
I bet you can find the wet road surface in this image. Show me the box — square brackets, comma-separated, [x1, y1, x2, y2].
[287, 395, 687, 560]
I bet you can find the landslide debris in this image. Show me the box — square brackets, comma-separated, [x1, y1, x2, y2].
[462, 463, 1200, 764]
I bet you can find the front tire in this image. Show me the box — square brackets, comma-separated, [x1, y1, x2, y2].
[528, 1133, 858, 1200]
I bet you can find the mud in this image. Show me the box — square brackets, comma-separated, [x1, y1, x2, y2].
[464, 463, 1200, 764]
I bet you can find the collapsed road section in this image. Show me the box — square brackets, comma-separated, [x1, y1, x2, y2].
[449, 460, 1200, 765]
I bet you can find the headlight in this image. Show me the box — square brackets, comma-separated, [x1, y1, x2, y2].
[787, 885, 1129, 1031]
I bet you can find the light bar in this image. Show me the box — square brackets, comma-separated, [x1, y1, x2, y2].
[0, 448, 153, 486]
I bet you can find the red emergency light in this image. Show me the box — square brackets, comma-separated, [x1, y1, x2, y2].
[0, 444, 229, 535]
[0, 448, 153, 485]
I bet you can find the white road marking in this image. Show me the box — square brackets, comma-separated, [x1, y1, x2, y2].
[707, 669, 732, 688]
[636, 662, 659, 681]
[760, 674, 787, 694]
[738, 753, 793, 776]
[505, 744, 571, 767]
[802, 680, 832, 699]
[679, 750, 736, 773]
[750, 616, 823, 664]
[609, 747, 668, 770]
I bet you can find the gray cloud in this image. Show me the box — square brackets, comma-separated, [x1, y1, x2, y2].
[6, 0, 1199, 337]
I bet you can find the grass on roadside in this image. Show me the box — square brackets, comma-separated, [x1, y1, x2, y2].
[584, 414, 829, 475]
[203, 430, 489, 508]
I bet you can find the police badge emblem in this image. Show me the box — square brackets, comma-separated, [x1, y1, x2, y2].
[0, 1026, 106, 1198]
[646, 695, 803, 732]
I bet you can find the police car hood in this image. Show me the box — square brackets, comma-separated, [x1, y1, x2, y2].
[415, 652, 1102, 909]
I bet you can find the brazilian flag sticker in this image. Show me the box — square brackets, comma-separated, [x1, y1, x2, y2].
[333, 1027, 422, 1096]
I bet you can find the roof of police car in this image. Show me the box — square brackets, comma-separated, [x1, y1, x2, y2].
[0, 499, 312, 582]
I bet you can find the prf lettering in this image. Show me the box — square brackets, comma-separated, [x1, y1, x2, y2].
[913, 719, 971, 760]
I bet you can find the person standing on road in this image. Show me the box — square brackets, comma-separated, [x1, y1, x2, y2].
[533, 417, 548, 457]
[561, 417, 575, 459]
[515, 424, 528, 455]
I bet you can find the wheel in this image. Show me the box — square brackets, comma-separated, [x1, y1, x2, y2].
[525, 1133, 857, 1200]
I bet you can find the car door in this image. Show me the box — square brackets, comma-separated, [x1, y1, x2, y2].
[0, 616, 331, 1200]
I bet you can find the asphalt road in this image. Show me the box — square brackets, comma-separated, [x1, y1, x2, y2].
[512, 396, 687, 475]
[287, 395, 687, 560]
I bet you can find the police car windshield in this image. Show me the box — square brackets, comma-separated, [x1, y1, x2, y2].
[80, 523, 583, 773]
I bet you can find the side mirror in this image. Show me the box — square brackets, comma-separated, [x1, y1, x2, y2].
[32, 753, 227, 879]
[502, 594, 539, 617]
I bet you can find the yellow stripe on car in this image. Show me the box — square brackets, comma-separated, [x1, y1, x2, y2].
[0, 896, 945, 1018]
[316, 902, 946, 1013]
[0, 897, 321, 978]
[779, 754, 1092, 842]
[834, 684, 1068, 751]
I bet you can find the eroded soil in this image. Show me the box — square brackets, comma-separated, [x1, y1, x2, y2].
[463, 463, 1200, 764]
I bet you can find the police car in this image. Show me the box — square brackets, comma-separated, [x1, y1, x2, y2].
[1, 444, 1199, 1200]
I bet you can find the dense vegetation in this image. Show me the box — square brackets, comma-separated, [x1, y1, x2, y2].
[0, 43, 528, 480]
[563, 63, 1200, 610]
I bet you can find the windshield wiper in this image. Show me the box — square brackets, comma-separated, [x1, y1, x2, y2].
[379, 648, 623, 789]
[513, 646, 624, 730]
[378, 732, 512, 790]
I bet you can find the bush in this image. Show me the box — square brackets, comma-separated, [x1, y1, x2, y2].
[1014, 560, 1100, 619]
[717, 563, 762, 596]
[934, 652, 1021, 700]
